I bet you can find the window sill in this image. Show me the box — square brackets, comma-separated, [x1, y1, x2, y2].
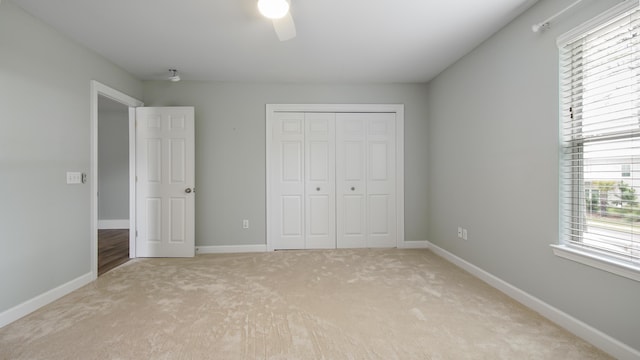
[551, 245, 640, 282]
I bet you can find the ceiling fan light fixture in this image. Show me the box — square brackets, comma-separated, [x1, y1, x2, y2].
[258, 0, 289, 20]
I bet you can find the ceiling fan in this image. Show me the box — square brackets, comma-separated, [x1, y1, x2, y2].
[257, 0, 296, 41]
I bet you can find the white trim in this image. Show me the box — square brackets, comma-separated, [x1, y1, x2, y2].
[265, 104, 405, 251]
[427, 241, 640, 360]
[0, 272, 93, 328]
[555, 0, 640, 284]
[91, 81, 143, 277]
[398, 240, 430, 249]
[395, 106, 405, 248]
[196, 244, 268, 254]
[551, 245, 640, 282]
[128, 107, 137, 258]
[557, 0, 639, 47]
[97, 219, 130, 229]
[266, 103, 406, 113]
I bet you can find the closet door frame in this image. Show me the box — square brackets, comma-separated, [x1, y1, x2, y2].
[266, 104, 405, 251]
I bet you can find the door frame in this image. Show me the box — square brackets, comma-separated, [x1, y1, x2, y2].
[265, 103, 405, 251]
[90, 81, 144, 279]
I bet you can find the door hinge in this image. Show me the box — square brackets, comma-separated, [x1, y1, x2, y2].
[136, 230, 138, 237]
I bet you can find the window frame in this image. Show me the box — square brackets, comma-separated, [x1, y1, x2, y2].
[555, 0, 640, 282]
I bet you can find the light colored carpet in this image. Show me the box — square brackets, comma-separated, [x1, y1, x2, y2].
[0, 249, 610, 359]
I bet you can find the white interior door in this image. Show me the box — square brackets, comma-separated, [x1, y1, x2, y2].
[336, 115, 367, 248]
[305, 113, 336, 249]
[271, 112, 305, 249]
[366, 113, 396, 247]
[135, 107, 195, 257]
[337, 113, 396, 248]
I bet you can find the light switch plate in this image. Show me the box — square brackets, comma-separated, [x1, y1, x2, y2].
[66, 172, 82, 184]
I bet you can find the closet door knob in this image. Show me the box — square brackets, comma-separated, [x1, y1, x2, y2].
[351, 187, 355, 191]
[316, 187, 321, 191]
[185, 188, 192, 194]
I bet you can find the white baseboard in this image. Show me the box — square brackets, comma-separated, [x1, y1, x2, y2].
[398, 240, 430, 249]
[198, 242, 429, 253]
[196, 244, 268, 254]
[0, 272, 93, 328]
[98, 219, 129, 229]
[426, 241, 640, 360]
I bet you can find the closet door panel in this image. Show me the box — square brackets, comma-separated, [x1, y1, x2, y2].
[336, 114, 367, 248]
[368, 194, 390, 233]
[281, 196, 303, 235]
[367, 114, 396, 248]
[305, 113, 336, 249]
[344, 194, 365, 233]
[271, 113, 305, 249]
[308, 195, 330, 233]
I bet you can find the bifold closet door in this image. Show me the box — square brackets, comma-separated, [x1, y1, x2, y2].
[304, 113, 336, 249]
[270, 112, 335, 250]
[336, 113, 396, 248]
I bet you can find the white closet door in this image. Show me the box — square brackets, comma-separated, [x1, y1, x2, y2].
[305, 113, 336, 249]
[366, 113, 396, 247]
[271, 112, 305, 249]
[336, 115, 367, 248]
[336, 113, 396, 248]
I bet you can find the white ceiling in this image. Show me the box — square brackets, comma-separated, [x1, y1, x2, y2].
[11, 0, 538, 83]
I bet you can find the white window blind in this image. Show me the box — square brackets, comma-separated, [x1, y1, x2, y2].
[560, 3, 640, 267]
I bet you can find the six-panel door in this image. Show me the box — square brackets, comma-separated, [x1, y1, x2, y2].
[135, 107, 195, 257]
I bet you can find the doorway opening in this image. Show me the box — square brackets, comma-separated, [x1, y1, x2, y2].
[97, 95, 131, 275]
[90, 81, 144, 279]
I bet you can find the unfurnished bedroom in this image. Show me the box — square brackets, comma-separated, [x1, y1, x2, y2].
[0, 0, 638, 358]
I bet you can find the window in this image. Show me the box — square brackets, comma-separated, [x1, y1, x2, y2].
[557, 1, 640, 280]
[622, 164, 631, 177]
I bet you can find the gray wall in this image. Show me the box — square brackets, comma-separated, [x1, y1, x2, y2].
[427, 0, 639, 350]
[142, 82, 430, 246]
[0, 1, 142, 312]
[98, 97, 130, 221]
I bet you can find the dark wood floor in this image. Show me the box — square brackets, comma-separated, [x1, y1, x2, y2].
[98, 229, 130, 276]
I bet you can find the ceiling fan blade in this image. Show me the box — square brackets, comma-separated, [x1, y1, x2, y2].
[272, 12, 296, 41]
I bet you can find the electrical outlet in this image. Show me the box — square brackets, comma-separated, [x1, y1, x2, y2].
[242, 219, 249, 229]
[457, 227, 463, 238]
[462, 228, 468, 240]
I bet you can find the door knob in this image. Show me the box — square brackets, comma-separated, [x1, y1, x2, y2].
[316, 187, 321, 191]
[185, 188, 192, 194]
[351, 187, 355, 191]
